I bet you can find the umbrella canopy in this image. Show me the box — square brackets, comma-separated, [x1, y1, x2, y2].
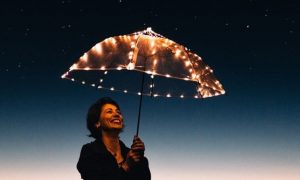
[61, 27, 225, 99]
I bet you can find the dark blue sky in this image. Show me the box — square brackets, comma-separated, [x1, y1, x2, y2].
[1, 1, 299, 179]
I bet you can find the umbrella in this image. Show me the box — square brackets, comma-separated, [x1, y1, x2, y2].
[61, 27, 225, 135]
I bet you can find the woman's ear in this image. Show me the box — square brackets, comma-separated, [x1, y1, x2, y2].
[95, 121, 101, 128]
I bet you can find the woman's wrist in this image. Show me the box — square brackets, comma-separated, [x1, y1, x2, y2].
[121, 161, 131, 172]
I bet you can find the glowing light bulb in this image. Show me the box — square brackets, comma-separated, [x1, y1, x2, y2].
[185, 61, 190, 67]
[150, 40, 155, 48]
[124, 90, 128, 93]
[192, 73, 197, 79]
[104, 71, 108, 74]
[71, 78, 75, 81]
[100, 66, 106, 70]
[61, 73, 67, 79]
[97, 85, 102, 89]
[166, 94, 171, 98]
[81, 81, 85, 84]
[91, 84, 95, 87]
[111, 38, 116, 44]
[110, 87, 115, 91]
[117, 67, 122, 70]
[175, 49, 181, 57]
[70, 64, 78, 70]
[95, 43, 102, 54]
[81, 53, 88, 62]
[166, 74, 170, 78]
[180, 95, 184, 98]
[130, 42, 136, 48]
[153, 94, 158, 97]
[127, 62, 135, 70]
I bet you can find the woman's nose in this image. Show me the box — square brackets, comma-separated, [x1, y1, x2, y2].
[113, 111, 121, 117]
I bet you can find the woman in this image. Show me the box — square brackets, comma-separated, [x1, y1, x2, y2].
[77, 97, 151, 180]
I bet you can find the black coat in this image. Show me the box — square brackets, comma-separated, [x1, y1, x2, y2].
[77, 139, 151, 180]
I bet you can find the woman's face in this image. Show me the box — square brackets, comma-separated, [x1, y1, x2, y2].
[98, 103, 124, 131]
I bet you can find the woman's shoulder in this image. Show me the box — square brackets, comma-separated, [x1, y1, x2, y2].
[80, 139, 106, 155]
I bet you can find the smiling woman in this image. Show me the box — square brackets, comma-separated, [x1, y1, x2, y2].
[77, 97, 151, 180]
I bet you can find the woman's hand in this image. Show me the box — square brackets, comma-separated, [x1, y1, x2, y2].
[122, 136, 145, 171]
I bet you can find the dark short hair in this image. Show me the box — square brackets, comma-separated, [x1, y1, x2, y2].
[86, 97, 120, 139]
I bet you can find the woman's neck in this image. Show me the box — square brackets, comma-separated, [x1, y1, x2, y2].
[101, 131, 120, 154]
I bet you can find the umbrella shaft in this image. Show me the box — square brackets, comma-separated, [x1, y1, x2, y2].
[136, 63, 146, 136]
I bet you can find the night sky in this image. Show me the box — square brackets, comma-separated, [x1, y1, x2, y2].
[1, 1, 300, 179]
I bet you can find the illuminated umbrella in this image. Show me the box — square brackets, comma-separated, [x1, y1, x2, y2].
[61, 27, 225, 135]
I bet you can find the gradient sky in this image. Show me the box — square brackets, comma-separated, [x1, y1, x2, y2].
[1, 1, 300, 180]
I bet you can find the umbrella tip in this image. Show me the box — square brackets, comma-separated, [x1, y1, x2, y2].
[146, 27, 152, 32]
